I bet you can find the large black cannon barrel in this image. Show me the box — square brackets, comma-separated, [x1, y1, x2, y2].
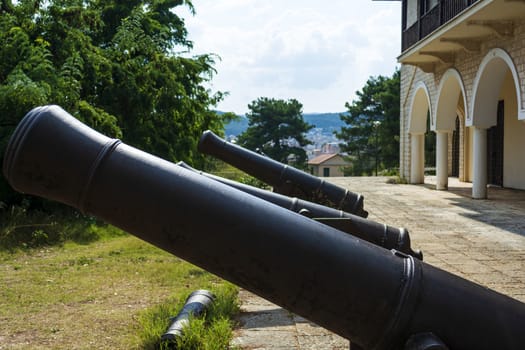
[4, 106, 525, 350]
[198, 130, 368, 218]
[177, 161, 422, 260]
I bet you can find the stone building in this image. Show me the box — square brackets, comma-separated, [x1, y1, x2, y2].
[308, 153, 349, 177]
[396, 0, 525, 198]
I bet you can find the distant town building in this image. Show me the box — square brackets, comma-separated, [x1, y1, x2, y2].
[309, 149, 322, 158]
[320, 142, 341, 154]
[307, 142, 342, 159]
[395, 0, 525, 198]
[308, 153, 349, 177]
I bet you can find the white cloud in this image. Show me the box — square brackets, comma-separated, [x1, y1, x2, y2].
[182, 1, 401, 113]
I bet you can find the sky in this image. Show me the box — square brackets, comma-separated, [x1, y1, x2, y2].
[178, 0, 402, 114]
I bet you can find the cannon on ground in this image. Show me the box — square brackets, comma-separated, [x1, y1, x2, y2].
[177, 161, 422, 260]
[4, 105, 525, 350]
[161, 290, 215, 344]
[198, 130, 368, 217]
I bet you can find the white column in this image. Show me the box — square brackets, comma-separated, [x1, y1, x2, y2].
[436, 131, 449, 190]
[472, 127, 487, 199]
[410, 133, 424, 184]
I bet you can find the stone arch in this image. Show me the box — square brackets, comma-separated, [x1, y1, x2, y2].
[408, 82, 431, 134]
[470, 48, 522, 127]
[408, 82, 431, 184]
[433, 69, 468, 190]
[435, 68, 467, 131]
[469, 48, 524, 198]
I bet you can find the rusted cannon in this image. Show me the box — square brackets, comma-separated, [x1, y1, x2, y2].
[177, 161, 422, 260]
[4, 105, 525, 350]
[198, 130, 368, 217]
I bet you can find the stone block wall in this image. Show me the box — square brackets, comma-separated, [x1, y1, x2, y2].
[399, 19, 525, 180]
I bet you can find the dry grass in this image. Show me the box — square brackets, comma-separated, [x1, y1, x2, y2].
[0, 234, 235, 349]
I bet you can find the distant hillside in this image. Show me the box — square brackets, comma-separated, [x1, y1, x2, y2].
[304, 113, 346, 134]
[223, 116, 248, 136]
[223, 112, 346, 137]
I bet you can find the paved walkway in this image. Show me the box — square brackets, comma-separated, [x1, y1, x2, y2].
[231, 176, 525, 349]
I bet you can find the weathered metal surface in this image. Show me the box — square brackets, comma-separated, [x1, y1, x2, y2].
[4, 105, 525, 350]
[177, 161, 422, 260]
[161, 290, 215, 344]
[198, 130, 368, 218]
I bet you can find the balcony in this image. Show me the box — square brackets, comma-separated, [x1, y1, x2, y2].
[399, 0, 525, 72]
[402, 0, 480, 52]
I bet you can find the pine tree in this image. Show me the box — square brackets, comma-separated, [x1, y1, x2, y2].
[238, 97, 313, 168]
[335, 70, 400, 175]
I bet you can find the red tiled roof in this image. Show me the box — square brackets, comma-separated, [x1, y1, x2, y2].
[307, 153, 341, 165]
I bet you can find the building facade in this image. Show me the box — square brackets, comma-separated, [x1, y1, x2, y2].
[308, 153, 349, 177]
[398, 0, 525, 198]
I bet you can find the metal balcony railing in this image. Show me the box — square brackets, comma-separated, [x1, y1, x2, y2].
[402, 0, 480, 52]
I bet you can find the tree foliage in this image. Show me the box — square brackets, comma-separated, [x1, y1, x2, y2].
[335, 70, 400, 175]
[0, 0, 226, 209]
[237, 97, 313, 168]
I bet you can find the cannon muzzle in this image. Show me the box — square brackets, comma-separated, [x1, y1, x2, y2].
[4, 106, 525, 350]
[198, 130, 368, 217]
[177, 161, 422, 260]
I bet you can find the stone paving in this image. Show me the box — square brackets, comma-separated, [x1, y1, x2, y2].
[231, 176, 525, 349]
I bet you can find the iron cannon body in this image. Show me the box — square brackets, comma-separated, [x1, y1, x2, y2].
[198, 130, 368, 217]
[177, 161, 421, 260]
[4, 106, 525, 350]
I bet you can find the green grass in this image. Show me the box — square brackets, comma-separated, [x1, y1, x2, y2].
[0, 231, 239, 349]
[137, 283, 239, 350]
[209, 161, 270, 190]
[0, 206, 125, 249]
[386, 176, 408, 184]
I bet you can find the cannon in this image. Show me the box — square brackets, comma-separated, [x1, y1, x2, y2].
[4, 105, 525, 350]
[161, 290, 215, 344]
[177, 161, 422, 260]
[198, 130, 368, 218]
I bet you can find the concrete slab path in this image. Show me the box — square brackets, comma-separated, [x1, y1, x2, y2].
[231, 176, 525, 349]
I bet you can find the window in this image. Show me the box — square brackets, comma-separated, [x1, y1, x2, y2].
[406, 0, 419, 28]
[420, 0, 438, 16]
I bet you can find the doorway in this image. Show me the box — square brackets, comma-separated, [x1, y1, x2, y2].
[451, 116, 460, 177]
[487, 100, 504, 186]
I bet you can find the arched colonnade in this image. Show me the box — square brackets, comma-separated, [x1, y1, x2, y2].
[407, 48, 525, 198]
